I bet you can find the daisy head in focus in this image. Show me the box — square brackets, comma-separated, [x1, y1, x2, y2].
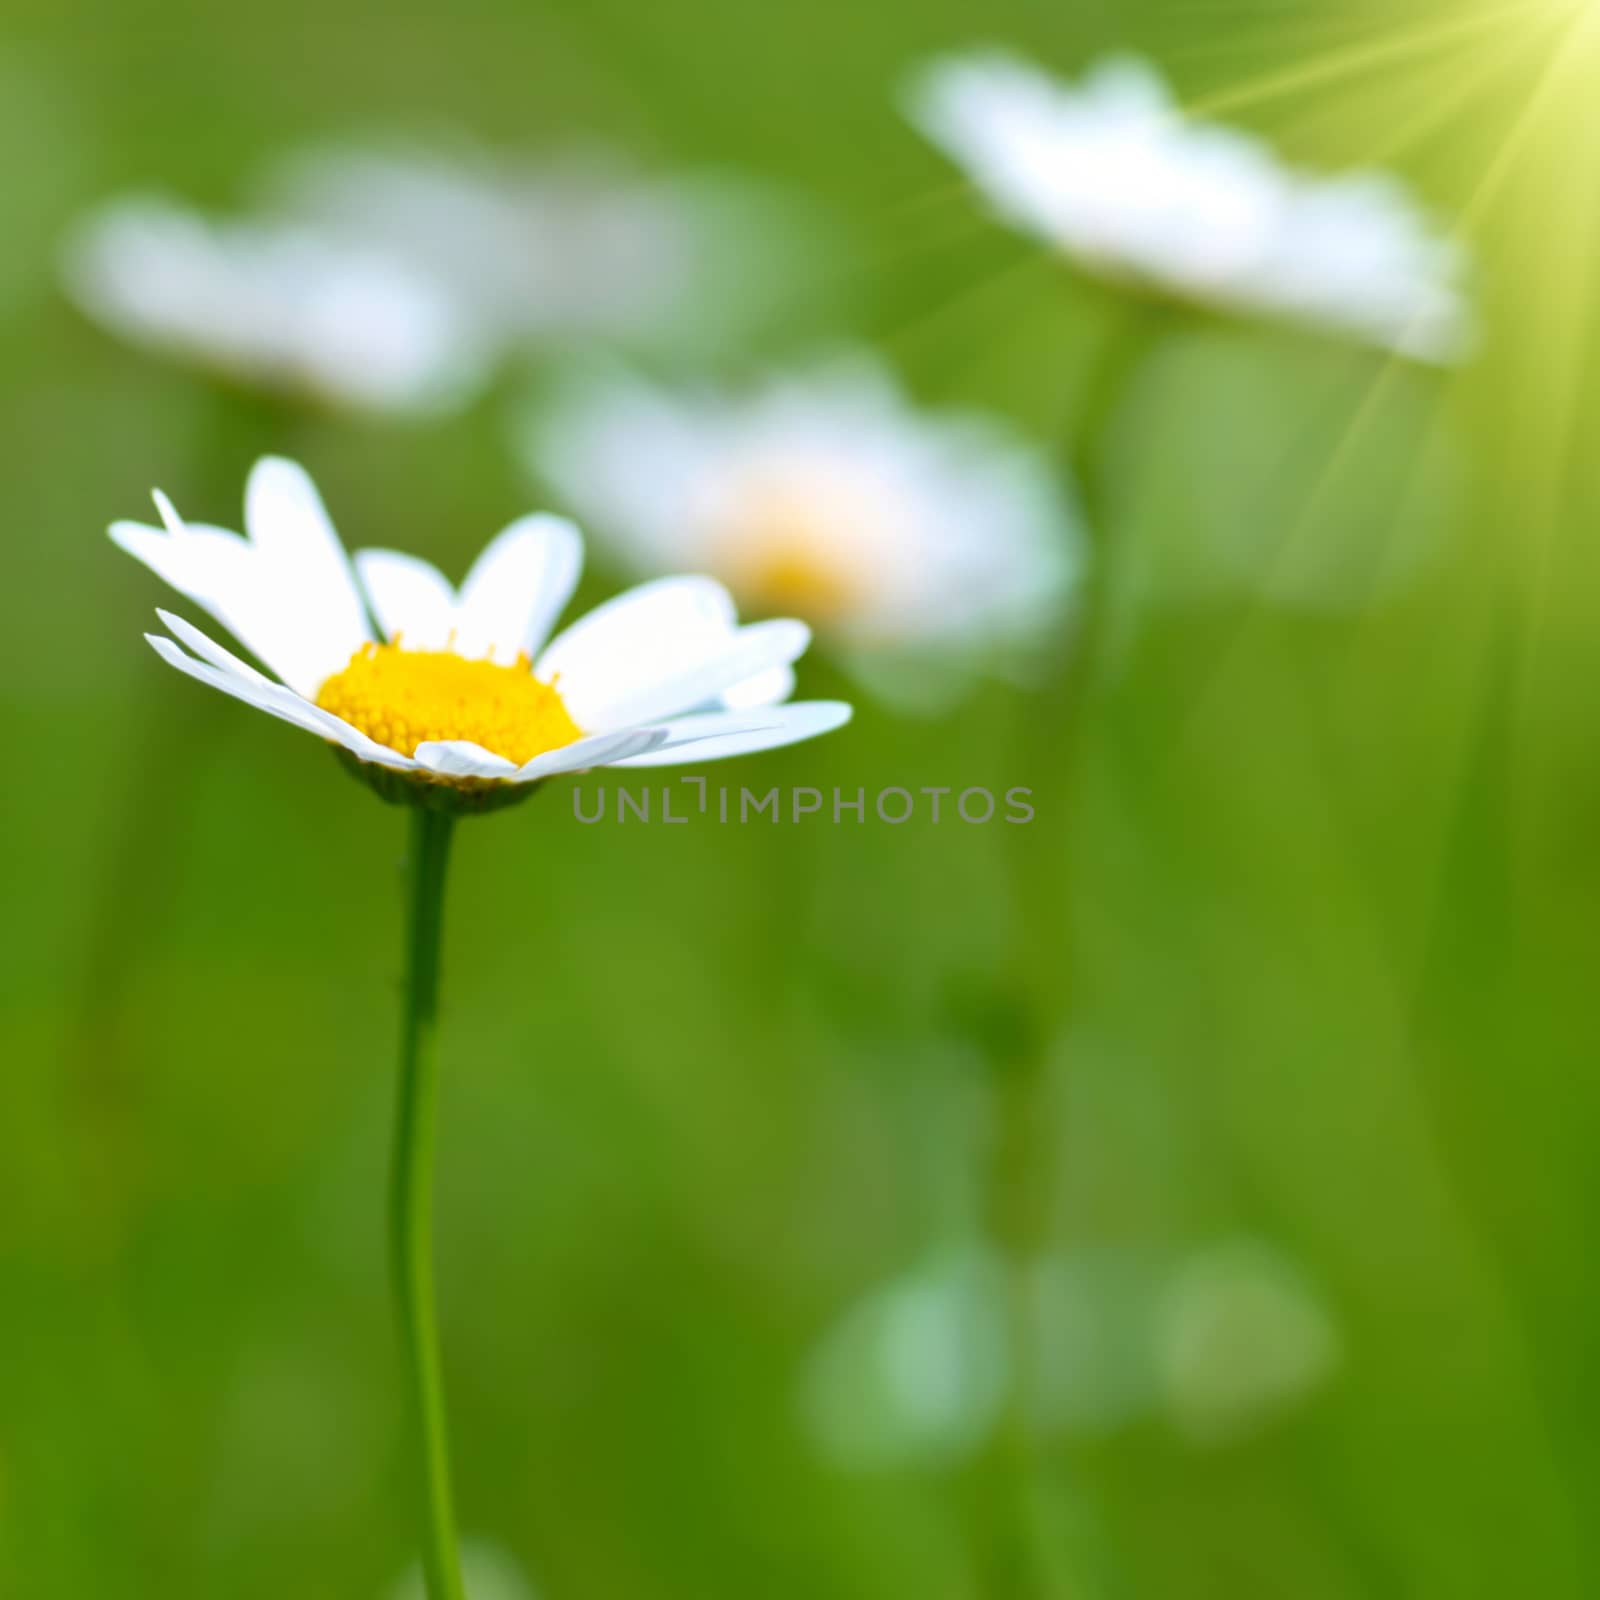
[904, 52, 1471, 363]
[62, 194, 488, 416]
[111, 457, 850, 808]
[526, 359, 1082, 708]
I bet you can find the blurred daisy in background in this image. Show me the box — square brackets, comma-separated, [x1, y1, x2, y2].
[1153, 1238, 1341, 1446]
[62, 194, 488, 416]
[390, 1538, 536, 1600]
[111, 456, 850, 794]
[800, 1237, 1337, 1470]
[799, 1244, 1160, 1469]
[799, 1245, 1009, 1471]
[527, 359, 1081, 708]
[905, 53, 1471, 363]
[268, 142, 850, 361]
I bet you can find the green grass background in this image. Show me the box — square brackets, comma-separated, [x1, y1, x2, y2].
[1, 0, 1597, 1595]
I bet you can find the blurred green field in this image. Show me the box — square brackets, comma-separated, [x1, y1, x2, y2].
[3, 0, 1598, 1596]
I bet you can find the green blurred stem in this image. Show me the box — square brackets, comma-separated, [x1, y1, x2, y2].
[974, 1049, 1051, 1599]
[391, 807, 466, 1600]
[1066, 292, 1178, 696]
[974, 295, 1176, 1597]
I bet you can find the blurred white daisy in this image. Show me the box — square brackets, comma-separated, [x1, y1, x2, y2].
[1154, 1238, 1340, 1445]
[269, 143, 843, 358]
[798, 1244, 1164, 1470]
[62, 194, 487, 415]
[528, 361, 1079, 703]
[389, 1538, 536, 1600]
[799, 1245, 1009, 1469]
[905, 52, 1471, 362]
[111, 456, 850, 797]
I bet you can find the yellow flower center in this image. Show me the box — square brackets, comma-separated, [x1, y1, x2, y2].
[728, 535, 864, 620]
[316, 642, 582, 766]
[711, 484, 874, 624]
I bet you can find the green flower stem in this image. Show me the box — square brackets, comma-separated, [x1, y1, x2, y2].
[391, 805, 466, 1600]
[971, 1045, 1051, 1599]
[973, 294, 1179, 1597]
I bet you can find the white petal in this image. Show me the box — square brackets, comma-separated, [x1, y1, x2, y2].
[151, 488, 186, 538]
[720, 664, 795, 710]
[145, 627, 416, 770]
[412, 740, 519, 779]
[242, 457, 373, 687]
[512, 727, 671, 780]
[581, 618, 811, 731]
[111, 516, 254, 625]
[155, 607, 273, 683]
[112, 459, 373, 698]
[244, 456, 340, 564]
[147, 632, 325, 735]
[615, 701, 852, 766]
[453, 514, 583, 663]
[537, 575, 738, 712]
[355, 549, 458, 649]
[413, 728, 675, 784]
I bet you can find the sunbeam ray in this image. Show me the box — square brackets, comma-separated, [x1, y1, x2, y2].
[1174, 6, 1594, 764]
[1180, 0, 1544, 120]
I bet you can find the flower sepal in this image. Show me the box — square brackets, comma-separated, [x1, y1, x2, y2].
[333, 747, 542, 816]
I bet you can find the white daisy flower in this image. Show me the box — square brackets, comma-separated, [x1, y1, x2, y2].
[267, 147, 690, 347]
[268, 144, 836, 357]
[799, 1244, 1168, 1470]
[1154, 1239, 1339, 1446]
[528, 360, 1079, 701]
[111, 457, 850, 805]
[800, 1245, 1010, 1470]
[62, 194, 488, 415]
[905, 52, 1471, 362]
